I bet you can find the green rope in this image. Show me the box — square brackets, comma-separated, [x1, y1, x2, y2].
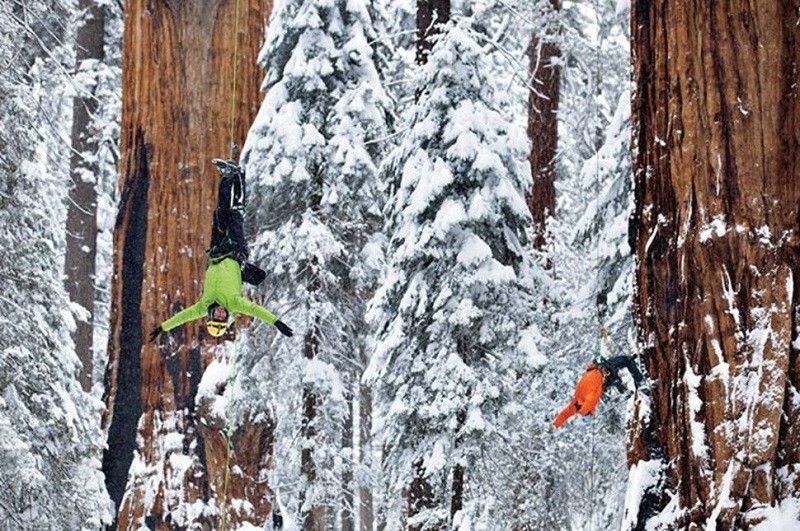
[228, 0, 242, 160]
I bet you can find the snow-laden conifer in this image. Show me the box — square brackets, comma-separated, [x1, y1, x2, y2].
[574, 90, 632, 336]
[365, 18, 544, 528]
[240, 0, 391, 522]
[0, 1, 112, 527]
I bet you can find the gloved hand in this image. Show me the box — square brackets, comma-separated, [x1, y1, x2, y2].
[149, 326, 163, 343]
[275, 320, 293, 337]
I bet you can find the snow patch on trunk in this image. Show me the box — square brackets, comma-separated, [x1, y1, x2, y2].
[623, 459, 664, 528]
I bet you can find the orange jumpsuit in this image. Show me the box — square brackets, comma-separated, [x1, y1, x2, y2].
[554, 364, 604, 428]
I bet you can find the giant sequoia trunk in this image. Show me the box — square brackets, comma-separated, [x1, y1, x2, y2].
[525, 0, 560, 251]
[627, 1, 800, 529]
[102, 1, 272, 528]
[358, 383, 374, 531]
[65, 0, 105, 391]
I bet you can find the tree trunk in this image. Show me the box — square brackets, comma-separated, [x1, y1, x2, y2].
[405, 3, 451, 525]
[301, 325, 327, 530]
[450, 464, 464, 520]
[416, 0, 450, 65]
[65, 0, 105, 391]
[450, 408, 466, 522]
[359, 383, 374, 531]
[102, 1, 273, 529]
[627, 1, 800, 529]
[407, 458, 435, 531]
[342, 386, 355, 531]
[525, 0, 560, 251]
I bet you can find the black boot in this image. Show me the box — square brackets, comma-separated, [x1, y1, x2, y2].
[212, 159, 246, 212]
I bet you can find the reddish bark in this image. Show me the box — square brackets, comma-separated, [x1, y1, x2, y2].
[102, 1, 273, 528]
[628, 1, 800, 528]
[526, 0, 561, 250]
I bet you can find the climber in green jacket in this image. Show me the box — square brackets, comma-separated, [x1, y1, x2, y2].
[149, 159, 293, 342]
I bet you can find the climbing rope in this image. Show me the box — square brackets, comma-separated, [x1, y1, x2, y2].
[587, 1, 605, 525]
[220, 1, 242, 528]
[598, 322, 617, 358]
[228, 0, 242, 160]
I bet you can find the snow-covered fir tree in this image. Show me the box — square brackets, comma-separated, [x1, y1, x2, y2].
[573, 90, 633, 338]
[0, 1, 112, 527]
[365, 17, 547, 529]
[364, 1, 633, 528]
[68, 0, 122, 387]
[240, 0, 391, 525]
[525, 1, 633, 527]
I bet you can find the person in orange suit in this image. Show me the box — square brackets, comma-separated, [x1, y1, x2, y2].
[554, 356, 644, 428]
[554, 364, 605, 427]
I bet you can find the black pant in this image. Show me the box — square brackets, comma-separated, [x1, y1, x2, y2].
[598, 356, 645, 393]
[209, 169, 247, 261]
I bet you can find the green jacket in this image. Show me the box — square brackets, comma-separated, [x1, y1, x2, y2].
[160, 257, 277, 332]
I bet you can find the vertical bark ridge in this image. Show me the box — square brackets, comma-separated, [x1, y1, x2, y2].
[628, 1, 800, 528]
[358, 383, 374, 531]
[104, 1, 273, 528]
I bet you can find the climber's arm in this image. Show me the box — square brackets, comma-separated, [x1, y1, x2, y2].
[160, 297, 211, 332]
[229, 295, 278, 326]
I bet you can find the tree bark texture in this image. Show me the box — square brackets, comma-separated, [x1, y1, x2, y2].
[359, 383, 374, 531]
[628, 1, 800, 529]
[342, 387, 355, 531]
[416, 0, 450, 66]
[407, 458, 435, 531]
[525, 0, 560, 251]
[102, 1, 272, 529]
[301, 324, 327, 530]
[66, 0, 105, 391]
[449, 407, 466, 522]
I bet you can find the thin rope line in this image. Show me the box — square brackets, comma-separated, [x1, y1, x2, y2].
[588, 0, 603, 527]
[228, 0, 242, 160]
